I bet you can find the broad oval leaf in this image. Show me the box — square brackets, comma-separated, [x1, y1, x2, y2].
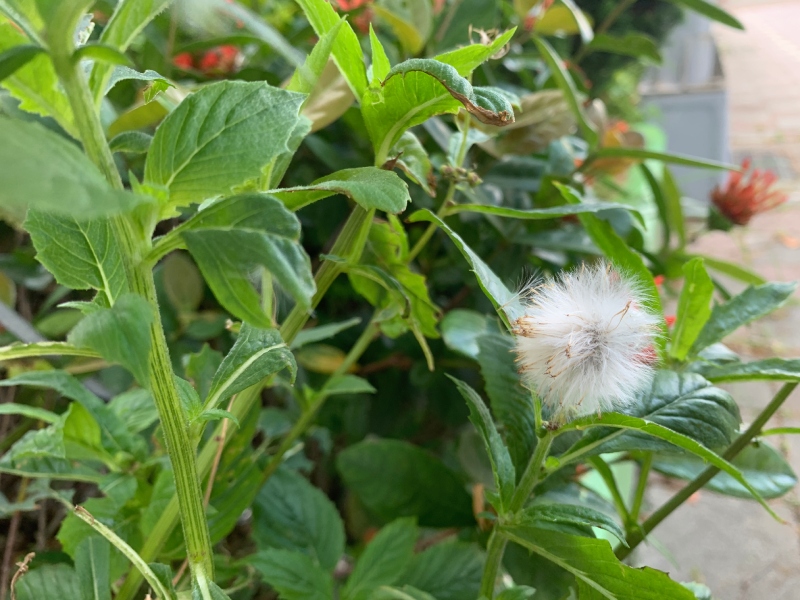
[336, 439, 475, 527]
[179, 193, 315, 321]
[253, 467, 345, 570]
[144, 81, 305, 208]
[397, 540, 483, 600]
[653, 441, 797, 500]
[249, 549, 334, 600]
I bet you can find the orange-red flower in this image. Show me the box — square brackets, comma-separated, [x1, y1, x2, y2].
[665, 315, 676, 327]
[711, 158, 788, 225]
[172, 52, 194, 70]
[334, 0, 370, 10]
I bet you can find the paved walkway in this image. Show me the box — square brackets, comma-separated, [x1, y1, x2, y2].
[634, 2, 800, 598]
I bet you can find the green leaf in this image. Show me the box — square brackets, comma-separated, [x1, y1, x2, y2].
[700, 358, 800, 383]
[398, 540, 483, 600]
[147, 563, 177, 599]
[144, 81, 305, 209]
[2, 118, 142, 216]
[476, 329, 537, 478]
[661, 167, 686, 249]
[0, 402, 59, 423]
[532, 37, 597, 146]
[343, 518, 417, 600]
[291, 317, 362, 349]
[73, 42, 132, 67]
[440, 309, 488, 359]
[75, 536, 111, 600]
[369, 24, 391, 84]
[449, 200, 645, 226]
[588, 147, 737, 171]
[653, 441, 797, 500]
[501, 527, 695, 599]
[273, 167, 411, 213]
[514, 502, 626, 545]
[435, 28, 515, 76]
[88, 0, 172, 102]
[250, 549, 334, 600]
[0, 43, 44, 82]
[205, 323, 295, 410]
[109, 130, 153, 154]
[68, 294, 153, 385]
[363, 58, 514, 163]
[253, 467, 345, 570]
[162, 252, 203, 314]
[323, 374, 376, 395]
[288, 17, 345, 94]
[561, 411, 779, 520]
[179, 193, 315, 321]
[496, 587, 537, 600]
[670, 258, 714, 361]
[390, 131, 435, 196]
[586, 33, 661, 63]
[372, 587, 437, 600]
[666, 0, 743, 29]
[560, 0, 594, 43]
[192, 579, 232, 600]
[103, 66, 171, 96]
[689, 254, 766, 286]
[108, 389, 157, 434]
[689, 282, 797, 356]
[0, 22, 75, 136]
[407, 209, 517, 328]
[564, 370, 740, 455]
[13, 564, 82, 600]
[372, 0, 432, 55]
[0, 341, 101, 362]
[554, 183, 663, 319]
[295, 0, 368, 98]
[449, 376, 515, 509]
[25, 212, 129, 306]
[336, 439, 475, 527]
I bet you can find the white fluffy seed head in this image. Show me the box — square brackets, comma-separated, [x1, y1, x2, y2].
[510, 262, 661, 424]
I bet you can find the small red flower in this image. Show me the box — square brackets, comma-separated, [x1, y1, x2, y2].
[653, 275, 665, 287]
[665, 315, 676, 327]
[172, 52, 194, 70]
[334, 0, 370, 10]
[199, 50, 220, 71]
[197, 45, 242, 75]
[711, 158, 788, 225]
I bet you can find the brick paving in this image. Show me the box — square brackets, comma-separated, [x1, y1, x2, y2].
[633, 2, 800, 597]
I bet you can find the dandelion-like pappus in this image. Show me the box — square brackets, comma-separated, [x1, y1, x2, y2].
[511, 262, 660, 424]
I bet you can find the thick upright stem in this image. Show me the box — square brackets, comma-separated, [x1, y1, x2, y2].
[479, 531, 508, 598]
[617, 382, 798, 559]
[51, 50, 215, 583]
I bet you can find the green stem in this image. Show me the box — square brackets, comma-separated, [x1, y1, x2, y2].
[479, 530, 508, 598]
[51, 41, 214, 584]
[280, 206, 374, 342]
[261, 318, 380, 485]
[617, 381, 798, 560]
[629, 453, 652, 524]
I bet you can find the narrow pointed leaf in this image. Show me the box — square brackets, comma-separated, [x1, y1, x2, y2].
[670, 258, 714, 361]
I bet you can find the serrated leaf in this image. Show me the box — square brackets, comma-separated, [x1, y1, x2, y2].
[688, 282, 797, 356]
[653, 441, 797, 500]
[0, 22, 75, 135]
[273, 167, 411, 213]
[449, 375, 515, 509]
[249, 549, 334, 600]
[363, 58, 514, 163]
[179, 193, 315, 322]
[13, 564, 82, 600]
[398, 540, 483, 600]
[3, 118, 143, 216]
[205, 323, 295, 410]
[502, 527, 695, 599]
[26, 212, 129, 306]
[144, 81, 305, 208]
[252, 467, 345, 570]
[343, 518, 417, 600]
[476, 329, 537, 479]
[514, 502, 626, 545]
[336, 439, 475, 527]
[407, 209, 517, 327]
[68, 294, 153, 385]
[565, 370, 740, 455]
[670, 258, 714, 361]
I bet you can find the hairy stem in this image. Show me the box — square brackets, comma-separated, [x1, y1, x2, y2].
[52, 46, 214, 584]
[617, 381, 798, 559]
[479, 530, 508, 599]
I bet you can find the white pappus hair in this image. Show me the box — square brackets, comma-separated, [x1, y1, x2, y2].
[510, 262, 661, 424]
